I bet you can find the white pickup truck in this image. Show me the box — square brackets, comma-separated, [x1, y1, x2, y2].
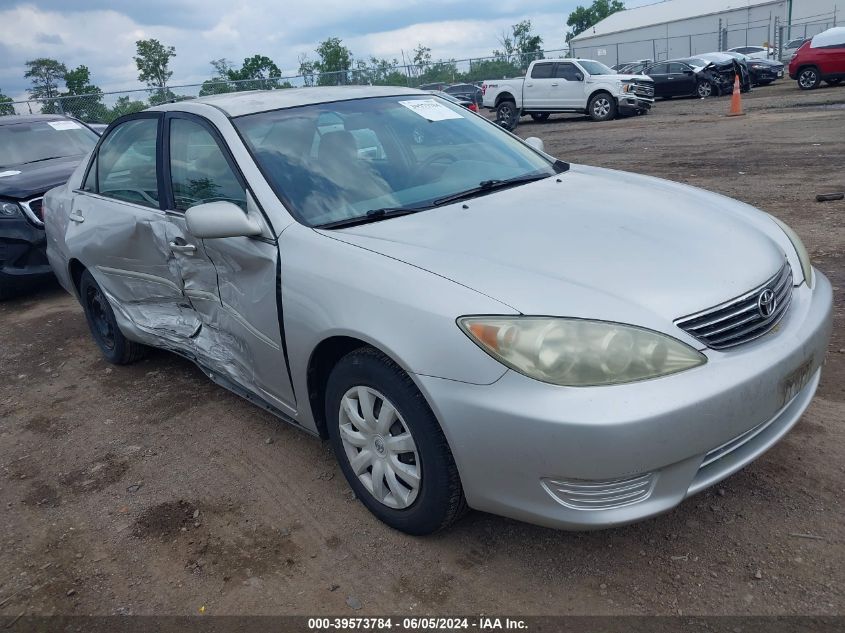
[482, 58, 655, 129]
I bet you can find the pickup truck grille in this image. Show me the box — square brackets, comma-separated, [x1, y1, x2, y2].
[675, 261, 793, 350]
[629, 82, 654, 98]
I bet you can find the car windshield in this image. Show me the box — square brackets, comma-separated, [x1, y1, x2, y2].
[0, 119, 98, 168]
[684, 58, 709, 67]
[235, 95, 558, 227]
[578, 61, 614, 75]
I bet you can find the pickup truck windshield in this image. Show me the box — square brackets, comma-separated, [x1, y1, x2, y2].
[578, 61, 615, 75]
[235, 95, 558, 227]
[0, 120, 98, 168]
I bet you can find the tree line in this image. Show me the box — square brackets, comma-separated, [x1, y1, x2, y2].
[0, 1, 624, 121]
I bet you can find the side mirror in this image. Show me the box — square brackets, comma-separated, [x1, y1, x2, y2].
[525, 137, 545, 152]
[574, 72, 584, 81]
[185, 201, 262, 239]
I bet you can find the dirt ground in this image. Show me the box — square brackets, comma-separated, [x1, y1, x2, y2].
[1, 80, 843, 617]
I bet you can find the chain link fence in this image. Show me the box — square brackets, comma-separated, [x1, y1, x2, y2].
[6, 48, 569, 123]
[569, 12, 839, 68]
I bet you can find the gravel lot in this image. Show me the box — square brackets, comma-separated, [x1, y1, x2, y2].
[1, 80, 843, 617]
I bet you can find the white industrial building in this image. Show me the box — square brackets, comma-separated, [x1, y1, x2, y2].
[569, 0, 844, 66]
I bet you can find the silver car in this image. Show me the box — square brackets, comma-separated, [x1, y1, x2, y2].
[44, 87, 833, 534]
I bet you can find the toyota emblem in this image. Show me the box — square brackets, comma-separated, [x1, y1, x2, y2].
[757, 288, 777, 319]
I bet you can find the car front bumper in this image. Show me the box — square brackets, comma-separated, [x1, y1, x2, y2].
[417, 271, 833, 530]
[0, 217, 53, 293]
[618, 96, 653, 114]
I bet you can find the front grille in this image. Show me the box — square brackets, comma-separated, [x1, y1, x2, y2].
[541, 473, 655, 510]
[632, 82, 654, 98]
[20, 197, 45, 227]
[676, 262, 793, 350]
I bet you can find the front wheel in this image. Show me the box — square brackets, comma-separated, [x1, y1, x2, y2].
[495, 100, 519, 130]
[325, 348, 467, 535]
[798, 67, 820, 90]
[80, 270, 148, 365]
[696, 80, 713, 98]
[588, 93, 617, 122]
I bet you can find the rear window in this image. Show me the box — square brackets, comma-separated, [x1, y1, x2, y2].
[0, 119, 98, 168]
[530, 63, 554, 79]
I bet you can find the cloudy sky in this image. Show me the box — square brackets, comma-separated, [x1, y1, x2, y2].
[0, 0, 654, 101]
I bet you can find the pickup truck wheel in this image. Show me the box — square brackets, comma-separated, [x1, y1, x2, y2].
[798, 67, 820, 90]
[696, 81, 713, 98]
[496, 100, 518, 130]
[530, 113, 550, 122]
[588, 93, 616, 122]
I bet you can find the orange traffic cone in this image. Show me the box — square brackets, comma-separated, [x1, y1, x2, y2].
[727, 73, 745, 117]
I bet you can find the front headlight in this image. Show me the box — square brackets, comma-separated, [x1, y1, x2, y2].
[458, 317, 706, 387]
[769, 215, 813, 288]
[0, 200, 22, 218]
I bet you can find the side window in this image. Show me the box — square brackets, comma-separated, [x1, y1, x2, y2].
[96, 118, 160, 208]
[530, 63, 554, 79]
[169, 118, 246, 212]
[81, 155, 97, 192]
[648, 63, 669, 75]
[554, 63, 581, 80]
[668, 63, 687, 73]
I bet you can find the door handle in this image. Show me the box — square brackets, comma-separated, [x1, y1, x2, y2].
[69, 211, 84, 223]
[526, 83, 533, 87]
[551, 83, 559, 86]
[169, 240, 196, 254]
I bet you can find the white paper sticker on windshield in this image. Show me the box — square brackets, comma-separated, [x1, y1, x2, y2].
[399, 99, 463, 121]
[0, 170, 22, 178]
[47, 120, 82, 131]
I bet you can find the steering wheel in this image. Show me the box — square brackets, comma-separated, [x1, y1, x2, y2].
[415, 152, 459, 175]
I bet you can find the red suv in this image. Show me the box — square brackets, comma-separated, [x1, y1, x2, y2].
[789, 27, 845, 89]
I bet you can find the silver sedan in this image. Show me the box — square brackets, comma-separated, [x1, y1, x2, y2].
[44, 87, 833, 534]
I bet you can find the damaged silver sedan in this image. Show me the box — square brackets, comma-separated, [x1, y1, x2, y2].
[45, 87, 832, 534]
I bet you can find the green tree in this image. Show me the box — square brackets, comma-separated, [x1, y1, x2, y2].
[367, 57, 407, 86]
[314, 37, 353, 86]
[566, 0, 625, 41]
[512, 20, 544, 68]
[411, 44, 432, 78]
[229, 54, 282, 90]
[134, 39, 176, 104]
[106, 95, 147, 122]
[0, 91, 14, 115]
[24, 57, 67, 113]
[62, 65, 108, 122]
[199, 58, 235, 96]
[298, 53, 317, 87]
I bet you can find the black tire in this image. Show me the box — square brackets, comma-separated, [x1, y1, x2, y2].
[825, 78, 843, 86]
[79, 270, 148, 365]
[798, 67, 821, 90]
[696, 80, 713, 98]
[588, 92, 617, 122]
[530, 112, 550, 122]
[495, 100, 519, 131]
[325, 347, 467, 535]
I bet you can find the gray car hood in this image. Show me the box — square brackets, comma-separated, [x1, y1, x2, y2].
[324, 165, 787, 330]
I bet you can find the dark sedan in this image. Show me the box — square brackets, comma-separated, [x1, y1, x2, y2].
[723, 51, 784, 85]
[643, 61, 711, 98]
[0, 114, 98, 299]
[443, 83, 483, 107]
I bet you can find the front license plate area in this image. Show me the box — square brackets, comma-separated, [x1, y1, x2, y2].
[780, 358, 814, 408]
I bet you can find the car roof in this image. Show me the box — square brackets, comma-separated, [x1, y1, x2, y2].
[150, 86, 427, 118]
[0, 114, 73, 127]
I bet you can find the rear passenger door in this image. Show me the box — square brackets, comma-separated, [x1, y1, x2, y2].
[668, 63, 696, 96]
[523, 62, 556, 109]
[68, 113, 202, 339]
[645, 64, 670, 97]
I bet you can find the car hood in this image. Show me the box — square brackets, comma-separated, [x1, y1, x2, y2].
[324, 165, 788, 334]
[600, 73, 653, 82]
[0, 155, 85, 200]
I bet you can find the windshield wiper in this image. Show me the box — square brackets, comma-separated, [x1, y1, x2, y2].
[315, 206, 430, 230]
[433, 173, 552, 207]
[23, 156, 66, 165]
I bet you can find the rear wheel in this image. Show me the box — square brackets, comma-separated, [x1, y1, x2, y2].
[696, 80, 713, 98]
[588, 93, 617, 122]
[798, 67, 821, 90]
[530, 112, 550, 122]
[325, 348, 466, 535]
[495, 100, 519, 130]
[80, 270, 148, 365]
